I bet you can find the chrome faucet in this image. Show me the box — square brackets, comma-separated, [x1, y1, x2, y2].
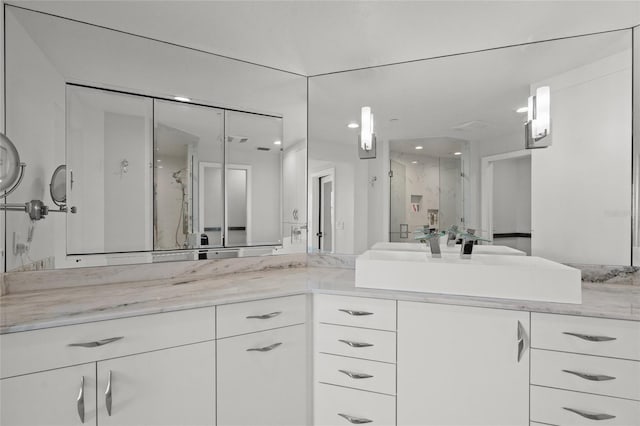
[458, 228, 491, 259]
[414, 229, 444, 258]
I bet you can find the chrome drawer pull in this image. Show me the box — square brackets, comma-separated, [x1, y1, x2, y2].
[338, 339, 374, 348]
[246, 311, 282, 320]
[338, 369, 374, 379]
[562, 332, 617, 342]
[105, 370, 113, 416]
[338, 309, 374, 316]
[77, 376, 85, 423]
[68, 336, 124, 348]
[517, 320, 527, 363]
[338, 413, 373, 424]
[246, 342, 282, 352]
[563, 407, 616, 421]
[562, 369, 616, 382]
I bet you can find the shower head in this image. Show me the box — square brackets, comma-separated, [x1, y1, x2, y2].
[172, 168, 187, 185]
[226, 135, 249, 144]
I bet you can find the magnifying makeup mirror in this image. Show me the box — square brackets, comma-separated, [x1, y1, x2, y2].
[0, 132, 26, 197]
[50, 164, 66, 207]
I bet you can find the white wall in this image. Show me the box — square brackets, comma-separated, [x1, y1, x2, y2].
[493, 156, 531, 254]
[634, 27, 640, 266]
[532, 51, 632, 265]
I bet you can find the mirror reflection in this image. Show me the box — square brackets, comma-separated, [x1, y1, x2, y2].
[308, 30, 632, 266]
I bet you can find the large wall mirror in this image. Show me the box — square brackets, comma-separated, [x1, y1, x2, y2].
[308, 29, 634, 266]
[4, 5, 307, 271]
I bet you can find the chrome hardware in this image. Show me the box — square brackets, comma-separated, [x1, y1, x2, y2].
[562, 370, 616, 382]
[338, 369, 374, 379]
[246, 342, 282, 352]
[105, 370, 112, 416]
[68, 336, 124, 348]
[70, 170, 74, 191]
[338, 339, 374, 348]
[246, 311, 282, 320]
[517, 320, 527, 363]
[338, 309, 373, 316]
[563, 407, 616, 421]
[338, 413, 373, 424]
[563, 332, 617, 342]
[77, 376, 85, 423]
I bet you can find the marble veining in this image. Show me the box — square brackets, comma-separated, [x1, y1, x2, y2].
[574, 264, 640, 285]
[307, 253, 357, 269]
[1, 267, 638, 334]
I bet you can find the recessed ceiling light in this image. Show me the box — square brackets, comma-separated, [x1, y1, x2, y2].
[516, 106, 528, 113]
[157, 159, 162, 162]
[347, 122, 359, 129]
[453, 152, 462, 156]
[273, 140, 282, 145]
[174, 96, 191, 102]
[411, 161, 418, 164]
[415, 146, 423, 150]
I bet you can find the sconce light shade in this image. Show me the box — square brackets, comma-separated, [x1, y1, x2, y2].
[359, 106, 376, 159]
[525, 86, 551, 149]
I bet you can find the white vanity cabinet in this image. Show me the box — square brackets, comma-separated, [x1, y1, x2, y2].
[0, 307, 217, 426]
[397, 301, 530, 426]
[530, 313, 640, 426]
[216, 295, 308, 426]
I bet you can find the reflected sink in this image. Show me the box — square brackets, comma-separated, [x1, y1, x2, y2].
[355, 250, 581, 304]
[370, 241, 526, 256]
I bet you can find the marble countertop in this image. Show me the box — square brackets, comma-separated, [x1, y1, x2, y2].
[1, 266, 639, 334]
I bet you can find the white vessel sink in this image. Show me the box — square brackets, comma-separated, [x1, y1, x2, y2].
[370, 241, 526, 256]
[355, 250, 581, 304]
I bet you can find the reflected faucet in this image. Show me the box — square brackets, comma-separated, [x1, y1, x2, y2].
[446, 225, 459, 247]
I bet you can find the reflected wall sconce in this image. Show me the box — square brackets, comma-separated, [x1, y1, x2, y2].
[525, 86, 551, 149]
[359, 106, 376, 159]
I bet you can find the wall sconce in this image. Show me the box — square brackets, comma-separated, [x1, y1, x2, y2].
[359, 106, 376, 159]
[525, 86, 551, 149]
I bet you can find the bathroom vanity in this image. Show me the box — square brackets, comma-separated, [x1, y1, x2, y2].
[1, 266, 638, 426]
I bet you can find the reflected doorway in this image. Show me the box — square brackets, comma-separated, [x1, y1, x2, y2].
[310, 169, 335, 253]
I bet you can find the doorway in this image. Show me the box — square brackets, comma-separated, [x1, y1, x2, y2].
[309, 168, 335, 253]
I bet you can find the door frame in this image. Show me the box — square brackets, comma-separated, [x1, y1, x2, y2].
[480, 149, 531, 242]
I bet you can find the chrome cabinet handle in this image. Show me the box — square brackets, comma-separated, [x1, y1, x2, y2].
[338, 413, 373, 424]
[563, 332, 617, 342]
[246, 311, 282, 320]
[563, 407, 616, 421]
[338, 309, 373, 316]
[338, 339, 374, 348]
[70, 170, 74, 191]
[105, 370, 112, 416]
[77, 376, 85, 423]
[562, 369, 616, 382]
[517, 320, 527, 363]
[246, 342, 282, 352]
[338, 369, 374, 379]
[68, 336, 124, 348]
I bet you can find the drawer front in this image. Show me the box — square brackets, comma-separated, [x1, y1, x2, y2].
[317, 323, 396, 363]
[532, 349, 640, 401]
[315, 383, 395, 426]
[532, 313, 640, 360]
[316, 353, 396, 395]
[0, 307, 216, 378]
[315, 294, 396, 331]
[531, 385, 640, 426]
[217, 294, 306, 338]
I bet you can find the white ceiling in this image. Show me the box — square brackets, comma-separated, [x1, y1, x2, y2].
[10, 0, 640, 76]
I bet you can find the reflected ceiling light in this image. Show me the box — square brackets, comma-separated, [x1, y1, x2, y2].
[415, 146, 423, 150]
[273, 140, 282, 145]
[516, 106, 528, 113]
[173, 96, 191, 102]
[347, 122, 359, 129]
[411, 161, 418, 164]
[525, 86, 551, 149]
[453, 152, 462, 156]
[359, 106, 376, 159]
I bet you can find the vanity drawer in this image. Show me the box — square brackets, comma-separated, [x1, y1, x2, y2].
[316, 323, 396, 363]
[531, 349, 640, 401]
[216, 294, 306, 338]
[316, 353, 396, 395]
[0, 307, 216, 378]
[531, 385, 640, 426]
[315, 294, 396, 331]
[315, 383, 395, 426]
[531, 313, 640, 360]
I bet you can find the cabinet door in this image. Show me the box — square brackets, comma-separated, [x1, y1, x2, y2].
[0, 363, 96, 426]
[97, 341, 215, 426]
[217, 324, 307, 426]
[397, 302, 529, 426]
